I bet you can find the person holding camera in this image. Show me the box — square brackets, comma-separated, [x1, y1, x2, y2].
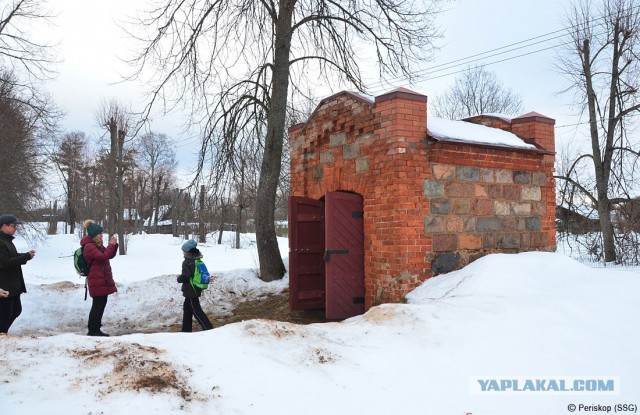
[81, 219, 118, 337]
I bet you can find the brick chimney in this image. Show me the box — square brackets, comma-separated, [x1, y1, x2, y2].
[511, 111, 556, 252]
[374, 88, 428, 152]
[511, 112, 555, 153]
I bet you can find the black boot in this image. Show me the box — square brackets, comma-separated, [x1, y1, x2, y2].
[87, 330, 110, 337]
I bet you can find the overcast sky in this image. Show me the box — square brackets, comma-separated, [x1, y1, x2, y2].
[46, 0, 579, 176]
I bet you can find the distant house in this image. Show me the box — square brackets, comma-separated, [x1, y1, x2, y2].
[144, 205, 173, 233]
[288, 88, 556, 319]
[556, 206, 600, 234]
[615, 198, 640, 232]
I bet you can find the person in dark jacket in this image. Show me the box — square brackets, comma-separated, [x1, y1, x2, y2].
[177, 239, 213, 332]
[0, 214, 35, 334]
[81, 219, 118, 337]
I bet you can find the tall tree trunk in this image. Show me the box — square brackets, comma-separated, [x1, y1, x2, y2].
[236, 161, 245, 250]
[583, 38, 617, 263]
[596, 191, 617, 262]
[116, 129, 126, 255]
[218, 188, 230, 245]
[48, 200, 58, 235]
[255, 0, 294, 281]
[217, 203, 225, 245]
[172, 188, 180, 237]
[153, 174, 163, 233]
[149, 166, 156, 234]
[108, 117, 118, 233]
[136, 175, 146, 235]
[199, 185, 206, 243]
[68, 171, 77, 234]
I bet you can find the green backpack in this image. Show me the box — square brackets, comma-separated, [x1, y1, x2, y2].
[191, 258, 211, 289]
[73, 246, 92, 300]
[74, 246, 90, 276]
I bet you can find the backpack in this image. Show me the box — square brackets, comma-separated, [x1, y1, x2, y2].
[191, 258, 211, 290]
[74, 246, 92, 300]
[74, 246, 90, 276]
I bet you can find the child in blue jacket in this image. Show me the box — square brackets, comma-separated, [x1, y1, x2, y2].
[177, 239, 214, 332]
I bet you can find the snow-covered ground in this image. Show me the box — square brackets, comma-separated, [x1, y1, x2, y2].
[1, 226, 638, 414]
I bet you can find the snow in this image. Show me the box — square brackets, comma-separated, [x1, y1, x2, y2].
[349, 90, 375, 102]
[1, 227, 638, 414]
[475, 113, 513, 122]
[339, 91, 534, 150]
[428, 116, 536, 149]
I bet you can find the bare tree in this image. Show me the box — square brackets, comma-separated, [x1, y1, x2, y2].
[0, 5, 60, 235]
[128, 169, 148, 234]
[0, 1, 56, 78]
[96, 99, 132, 254]
[556, 0, 640, 264]
[216, 186, 232, 245]
[431, 66, 523, 119]
[74, 153, 106, 226]
[233, 148, 261, 249]
[137, 131, 176, 233]
[128, 0, 442, 281]
[171, 188, 190, 237]
[51, 131, 88, 234]
[0, 73, 46, 218]
[0, 1, 60, 134]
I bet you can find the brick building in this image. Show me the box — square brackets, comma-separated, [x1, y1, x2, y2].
[288, 88, 556, 319]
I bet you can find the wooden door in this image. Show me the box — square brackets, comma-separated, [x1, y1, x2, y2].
[288, 196, 325, 310]
[324, 192, 365, 319]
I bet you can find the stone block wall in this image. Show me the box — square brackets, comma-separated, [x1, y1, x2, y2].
[423, 156, 555, 273]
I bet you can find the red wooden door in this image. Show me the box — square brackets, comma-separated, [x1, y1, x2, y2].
[324, 192, 365, 319]
[288, 196, 325, 310]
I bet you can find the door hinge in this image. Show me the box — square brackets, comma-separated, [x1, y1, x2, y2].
[324, 249, 349, 262]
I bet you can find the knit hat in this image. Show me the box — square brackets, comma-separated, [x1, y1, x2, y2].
[181, 239, 197, 252]
[84, 219, 104, 238]
[0, 214, 22, 226]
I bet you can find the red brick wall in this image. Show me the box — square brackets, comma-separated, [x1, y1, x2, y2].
[289, 92, 377, 198]
[289, 89, 556, 309]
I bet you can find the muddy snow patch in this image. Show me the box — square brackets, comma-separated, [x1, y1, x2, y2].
[72, 341, 195, 400]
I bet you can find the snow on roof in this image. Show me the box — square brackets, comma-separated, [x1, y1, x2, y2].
[473, 113, 513, 122]
[428, 117, 536, 149]
[349, 90, 375, 102]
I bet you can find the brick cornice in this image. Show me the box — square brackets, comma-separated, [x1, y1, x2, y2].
[294, 90, 374, 134]
[512, 112, 555, 125]
[288, 122, 305, 134]
[375, 87, 428, 104]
